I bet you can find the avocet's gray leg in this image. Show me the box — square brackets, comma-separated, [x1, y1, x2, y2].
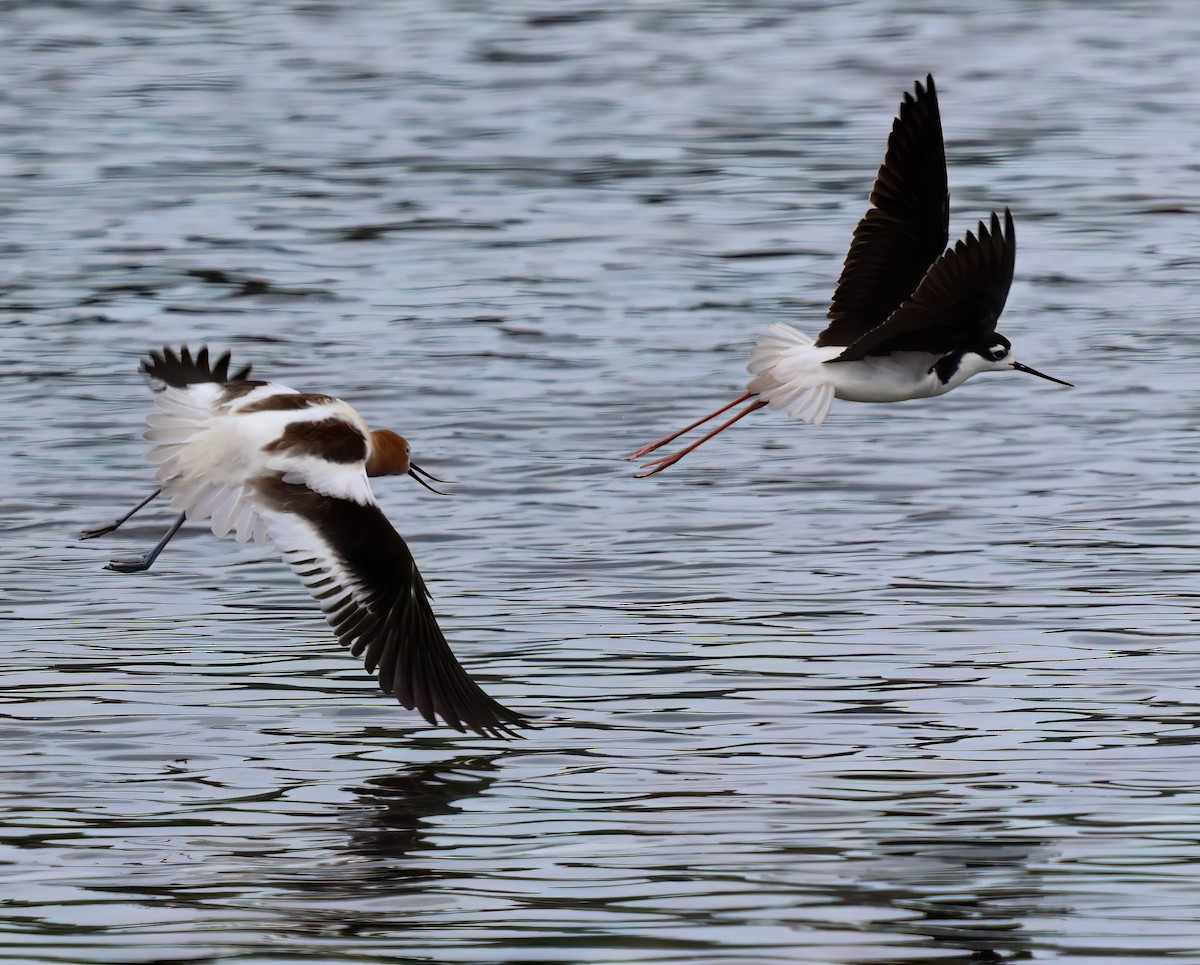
[80, 488, 162, 540]
[105, 512, 185, 573]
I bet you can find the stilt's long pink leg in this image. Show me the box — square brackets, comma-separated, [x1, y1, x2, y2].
[635, 398, 767, 477]
[629, 392, 754, 461]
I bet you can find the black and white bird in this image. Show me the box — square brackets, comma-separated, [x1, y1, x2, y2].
[631, 75, 1071, 477]
[82, 346, 526, 738]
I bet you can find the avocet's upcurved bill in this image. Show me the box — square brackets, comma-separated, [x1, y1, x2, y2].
[631, 75, 1071, 477]
[82, 346, 525, 738]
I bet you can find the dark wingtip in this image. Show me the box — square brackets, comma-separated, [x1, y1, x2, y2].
[141, 345, 253, 387]
[910, 74, 935, 103]
[372, 603, 528, 739]
[428, 676, 530, 740]
[396, 679, 530, 740]
[465, 707, 532, 741]
[978, 209, 1013, 238]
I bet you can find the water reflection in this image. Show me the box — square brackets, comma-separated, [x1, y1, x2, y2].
[882, 826, 1046, 962]
[343, 754, 505, 862]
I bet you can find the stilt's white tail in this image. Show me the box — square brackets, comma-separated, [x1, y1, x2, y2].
[748, 322, 814, 361]
[745, 323, 835, 425]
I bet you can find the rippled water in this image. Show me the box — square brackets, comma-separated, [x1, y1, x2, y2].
[3, 0, 1200, 961]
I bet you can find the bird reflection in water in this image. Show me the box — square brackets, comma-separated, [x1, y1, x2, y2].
[341, 754, 505, 863]
[252, 754, 507, 910]
[837, 820, 1050, 962]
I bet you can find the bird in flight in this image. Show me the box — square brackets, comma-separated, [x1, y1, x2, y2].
[82, 346, 525, 738]
[631, 75, 1070, 477]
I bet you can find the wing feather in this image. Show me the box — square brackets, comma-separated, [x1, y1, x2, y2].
[142, 345, 253, 389]
[254, 473, 525, 738]
[819, 75, 949, 348]
[832, 209, 1016, 361]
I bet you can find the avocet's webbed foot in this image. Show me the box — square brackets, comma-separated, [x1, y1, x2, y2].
[105, 555, 156, 573]
[80, 520, 122, 540]
[100, 512, 185, 574]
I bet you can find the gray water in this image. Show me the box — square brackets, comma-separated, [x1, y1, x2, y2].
[2, 1, 1199, 962]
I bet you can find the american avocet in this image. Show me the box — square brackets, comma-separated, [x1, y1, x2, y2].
[631, 75, 1070, 477]
[82, 346, 525, 738]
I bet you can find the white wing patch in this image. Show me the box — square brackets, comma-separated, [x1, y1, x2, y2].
[265, 510, 361, 632]
[277, 461, 375, 507]
[143, 383, 375, 544]
[142, 386, 268, 545]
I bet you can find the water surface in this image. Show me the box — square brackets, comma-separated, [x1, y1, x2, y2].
[3, 1, 1200, 962]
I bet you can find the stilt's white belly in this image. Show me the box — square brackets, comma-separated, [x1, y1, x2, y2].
[827, 353, 945, 403]
[748, 328, 944, 406]
[745, 323, 963, 425]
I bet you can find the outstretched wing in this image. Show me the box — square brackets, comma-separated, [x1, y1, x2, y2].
[254, 473, 526, 738]
[818, 75, 949, 348]
[832, 209, 1016, 361]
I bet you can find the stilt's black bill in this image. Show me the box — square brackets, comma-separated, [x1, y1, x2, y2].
[1012, 361, 1072, 387]
[408, 463, 453, 495]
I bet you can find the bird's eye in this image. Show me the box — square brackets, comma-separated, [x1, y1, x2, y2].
[990, 347, 1007, 361]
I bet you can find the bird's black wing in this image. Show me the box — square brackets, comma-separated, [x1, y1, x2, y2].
[832, 210, 1016, 361]
[818, 75, 949, 348]
[255, 474, 526, 738]
[142, 345, 253, 387]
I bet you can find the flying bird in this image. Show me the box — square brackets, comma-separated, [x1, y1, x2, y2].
[631, 75, 1070, 477]
[82, 346, 525, 738]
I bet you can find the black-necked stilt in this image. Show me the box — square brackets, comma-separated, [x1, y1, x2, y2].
[631, 75, 1071, 477]
[82, 346, 525, 738]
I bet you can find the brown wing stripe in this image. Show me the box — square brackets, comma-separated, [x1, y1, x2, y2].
[239, 392, 338, 413]
[261, 416, 368, 465]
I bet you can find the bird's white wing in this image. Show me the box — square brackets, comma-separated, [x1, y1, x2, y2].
[145, 385, 373, 542]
